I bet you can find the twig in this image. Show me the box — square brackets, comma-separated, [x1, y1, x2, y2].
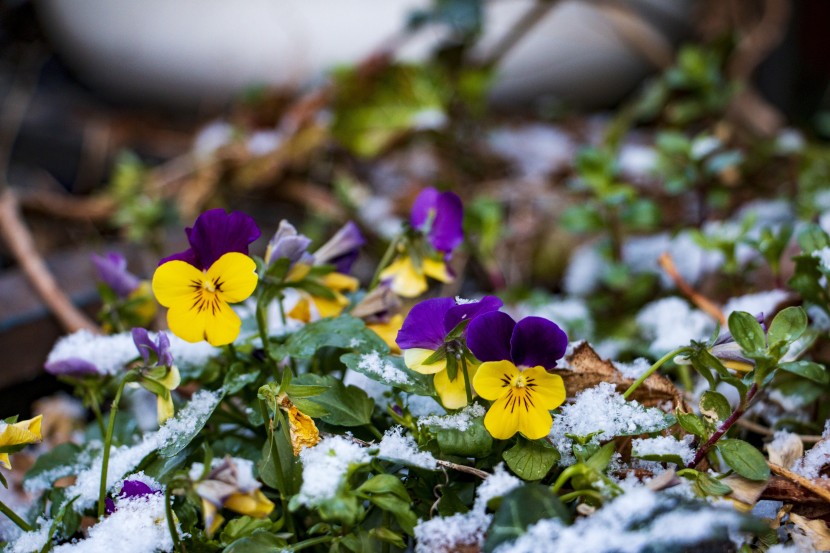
[342, 433, 489, 479]
[482, 0, 561, 68]
[768, 462, 830, 504]
[659, 253, 726, 325]
[594, 0, 674, 70]
[735, 418, 824, 444]
[17, 188, 116, 222]
[0, 190, 100, 333]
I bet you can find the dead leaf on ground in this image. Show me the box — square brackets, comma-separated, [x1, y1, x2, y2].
[790, 513, 830, 551]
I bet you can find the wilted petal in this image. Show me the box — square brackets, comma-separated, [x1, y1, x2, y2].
[91, 252, 140, 298]
[443, 295, 503, 334]
[313, 221, 365, 273]
[466, 311, 515, 363]
[396, 297, 455, 350]
[265, 220, 314, 266]
[509, 316, 568, 370]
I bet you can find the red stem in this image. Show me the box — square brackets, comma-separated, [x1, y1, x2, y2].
[687, 383, 758, 469]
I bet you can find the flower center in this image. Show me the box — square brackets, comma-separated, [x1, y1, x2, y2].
[511, 374, 528, 388]
[189, 276, 224, 313]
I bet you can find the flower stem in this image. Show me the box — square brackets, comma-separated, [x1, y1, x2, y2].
[369, 236, 399, 290]
[559, 489, 603, 503]
[687, 382, 758, 469]
[164, 486, 182, 553]
[292, 535, 334, 551]
[622, 347, 687, 400]
[550, 465, 582, 494]
[460, 356, 473, 405]
[0, 498, 32, 532]
[98, 375, 131, 518]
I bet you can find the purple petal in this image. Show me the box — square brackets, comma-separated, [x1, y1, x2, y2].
[162, 209, 261, 270]
[428, 192, 464, 253]
[443, 296, 503, 334]
[91, 252, 141, 298]
[410, 187, 440, 229]
[131, 328, 155, 365]
[44, 358, 100, 378]
[120, 480, 156, 498]
[466, 311, 515, 363]
[105, 498, 116, 515]
[266, 220, 313, 266]
[396, 297, 455, 350]
[313, 221, 366, 274]
[156, 332, 174, 368]
[509, 317, 568, 370]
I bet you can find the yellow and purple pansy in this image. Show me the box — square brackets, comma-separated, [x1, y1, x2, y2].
[468, 312, 568, 440]
[396, 296, 502, 409]
[152, 209, 260, 346]
[132, 328, 181, 423]
[380, 187, 464, 298]
[0, 415, 43, 470]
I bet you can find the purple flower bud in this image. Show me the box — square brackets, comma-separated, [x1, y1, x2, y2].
[91, 252, 141, 298]
[131, 328, 174, 368]
[313, 221, 366, 274]
[265, 220, 314, 266]
[106, 479, 160, 514]
[160, 209, 261, 270]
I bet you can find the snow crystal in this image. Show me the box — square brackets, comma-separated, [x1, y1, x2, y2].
[406, 395, 445, 418]
[356, 351, 410, 385]
[563, 244, 607, 297]
[631, 435, 695, 466]
[752, 500, 782, 520]
[494, 487, 747, 553]
[376, 426, 438, 470]
[53, 492, 174, 553]
[193, 121, 233, 158]
[621, 232, 722, 289]
[66, 389, 221, 510]
[550, 383, 669, 465]
[475, 464, 521, 507]
[813, 247, 830, 274]
[418, 403, 486, 432]
[295, 435, 371, 507]
[614, 358, 651, 380]
[723, 290, 789, 319]
[343, 369, 391, 408]
[618, 144, 657, 180]
[636, 297, 713, 354]
[792, 423, 830, 480]
[7, 519, 51, 553]
[487, 124, 574, 179]
[414, 510, 492, 553]
[775, 128, 805, 154]
[454, 296, 477, 305]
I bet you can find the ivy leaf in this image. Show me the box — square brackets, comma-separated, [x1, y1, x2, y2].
[340, 352, 433, 396]
[482, 484, 570, 553]
[716, 439, 770, 481]
[502, 438, 560, 482]
[779, 361, 830, 384]
[271, 316, 388, 360]
[292, 374, 374, 427]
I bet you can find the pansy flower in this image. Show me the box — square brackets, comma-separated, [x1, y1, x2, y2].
[105, 479, 161, 514]
[0, 415, 43, 469]
[397, 296, 502, 409]
[190, 456, 275, 537]
[152, 209, 260, 346]
[132, 328, 181, 424]
[468, 313, 568, 440]
[91, 252, 157, 331]
[380, 187, 463, 298]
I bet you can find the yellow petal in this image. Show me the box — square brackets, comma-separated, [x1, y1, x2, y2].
[286, 263, 312, 282]
[367, 314, 404, 354]
[286, 405, 320, 455]
[202, 499, 224, 537]
[158, 366, 181, 391]
[128, 281, 158, 324]
[403, 348, 447, 375]
[522, 367, 566, 410]
[288, 295, 312, 322]
[473, 361, 518, 401]
[166, 296, 242, 346]
[166, 301, 209, 344]
[323, 272, 359, 293]
[157, 393, 175, 424]
[224, 490, 275, 519]
[423, 257, 453, 283]
[724, 360, 753, 373]
[483, 396, 519, 440]
[434, 363, 478, 410]
[312, 292, 349, 319]
[209, 253, 258, 304]
[0, 415, 43, 470]
[152, 261, 205, 308]
[515, 401, 554, 440]
[203, 300, 244, 346]
[380, 257, 428, 298]
[0, 454, 9, 470]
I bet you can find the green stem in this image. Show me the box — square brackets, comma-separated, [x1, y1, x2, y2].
[559, 489, 603, 503]
[550, 465, 582, 494]
[0, 498, 32, 532]
[98, 375, 131, 518]
[292, 535, 334, 551]
[89, 394, 106, 438]
[460, 356, 473, 405]
[165, 486, 182, 553]
[367, 424, 383, 440]
[622, 347, 688, 400]
[369, 236, 400, 290]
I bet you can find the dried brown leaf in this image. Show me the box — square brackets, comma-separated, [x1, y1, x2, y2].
[790, 513, 830, 551]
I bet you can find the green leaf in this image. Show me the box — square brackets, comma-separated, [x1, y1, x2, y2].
[159, 390, 224, 457]
[292, 374, 374, 427]
[695, 472, 733, 496]
[223, 362, 261, 395]
[357, 475, 417, 534]
[370, 527, 407, 549]
[728, 311, 766, 355]
[779, 361, 830, 384]
[433, 416, 493, 457]
[767, 306, 807, 351]
[716, 439, 770, 481]
[285, 384, 329, 398]
[220, 516, 279, 546]
[340, 352, 433, 396]
[676, 411, 708, 438]
[482, 484, 570, 553]
[699, 391, 732, 424]
[502, 438, 560, 481]
[272, 316, 388, 360]
[223, 528, 289, 553]
[797, 223, 830, 253]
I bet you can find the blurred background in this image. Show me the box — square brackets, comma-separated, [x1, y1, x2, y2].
[1, 0, 829, 412]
